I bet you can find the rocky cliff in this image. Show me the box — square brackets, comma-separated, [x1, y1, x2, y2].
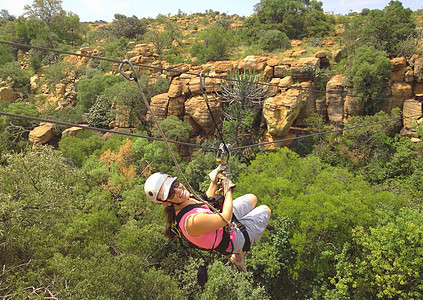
[13, 43, 423, 148]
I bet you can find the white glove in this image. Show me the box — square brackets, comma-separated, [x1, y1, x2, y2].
[221, 163, 231, 179]
[208, 165, 225, 184]
[219, 172, 236, 195]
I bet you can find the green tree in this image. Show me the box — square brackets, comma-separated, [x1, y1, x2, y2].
[111, 14, 147, 39]
[76, 74, 122, 112]
[235, 148, 404, 298]
[0, 61, 31, 90]
[253, 0, 334, 39]
[327, 208, 423, 299]
[343, 1, 416, 53]
[24, 0, 65, 25]
[59, 131, 103, 167]
[144, 25, 172, 55]
[190, 25, 233, 63]
[0, 45, 13, 65]
[345, 45, 391, 114]
[0, 9, 16, 21]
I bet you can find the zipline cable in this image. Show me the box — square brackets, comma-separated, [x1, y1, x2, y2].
[0, 111, 219, 150]
[231, 114, 422, 151]
[0, 40, 397, 101]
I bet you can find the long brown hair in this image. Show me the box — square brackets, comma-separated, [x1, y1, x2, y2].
[164, 206, 177, 239]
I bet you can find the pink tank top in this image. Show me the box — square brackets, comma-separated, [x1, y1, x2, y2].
[178, 204, 235, 251]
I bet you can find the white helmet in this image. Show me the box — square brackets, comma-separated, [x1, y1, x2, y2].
[144, 172, 177, 203]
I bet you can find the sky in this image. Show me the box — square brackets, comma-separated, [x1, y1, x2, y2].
[1, 0, 422, 22]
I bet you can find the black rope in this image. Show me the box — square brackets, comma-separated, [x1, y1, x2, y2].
[0, 111, 218, 150]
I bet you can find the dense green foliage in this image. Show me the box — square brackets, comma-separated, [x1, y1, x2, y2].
[342, 1, 416, 54]
[252, 0, 335, 39]
[190, 25, 234, 63]
[345, 46, 392, 114]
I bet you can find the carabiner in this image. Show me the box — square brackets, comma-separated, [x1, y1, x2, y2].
[118, 59, 139, 82]
[216, 143, 231, 166]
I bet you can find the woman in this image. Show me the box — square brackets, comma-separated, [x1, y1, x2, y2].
[144, 167, 271, 271]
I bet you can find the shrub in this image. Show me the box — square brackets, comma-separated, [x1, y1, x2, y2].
[0, 44, 13, 65]
[59, 131, 103, 167]
[0, 61, 31, 90]
[76, 74, 122, 112]
[86, 95, 113, 128]
[258, 29, 290, 51]
[190, 25, 234, 63]
[345, 45, 391, 114]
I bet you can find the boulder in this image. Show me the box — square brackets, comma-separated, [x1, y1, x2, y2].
[404, 67, 414, 83]
[268, 78, 281, 97]
[29, 123, 55, 145]
[146, 93, 169, 122]
[266, 58, 280, 67]
[344, 87, 365, 119]
[391, 82, 413, 109]
[188, 77, 217, 96]
[167, 96, 185, 119]
[391, 57, 407, 82]
[263, 65, 274, 80]
[263, 88, 306, 137]
[168, 78, 183, 98]
[326, 74, 345, 125]
[415, 83, 423, 95]
[30, 75, 39, 93]
[238, 56, 267, 72]
[0, 86, 17, 102]
[274, 65, 291, 78]
[402, 99, 423, 129]
[55, 83, 66, 97]
[114, 104, 133, 128]
[132, 44, 153, 57]
[213, 61, 235, 73]
[59, 91, 77, 108]
[290, 40, 303, 47]
[184, 96, 221, 135]
[259, 132, 296, 151]
[296, 81, 316, 125]
[315, 51, 327, 58]
[62, 126, 84, 137]
[279, 76, 294, 90]
[290, 57, 320, 81]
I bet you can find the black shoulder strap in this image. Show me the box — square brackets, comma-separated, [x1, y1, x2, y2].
[175, 203, 204, 224]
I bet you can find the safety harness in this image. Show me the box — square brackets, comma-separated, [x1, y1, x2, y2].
[172, 197, 251, 256]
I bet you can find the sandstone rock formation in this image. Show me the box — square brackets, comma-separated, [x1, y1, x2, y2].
[29, 123, 55, 145]
[263, 87, 306, 137]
